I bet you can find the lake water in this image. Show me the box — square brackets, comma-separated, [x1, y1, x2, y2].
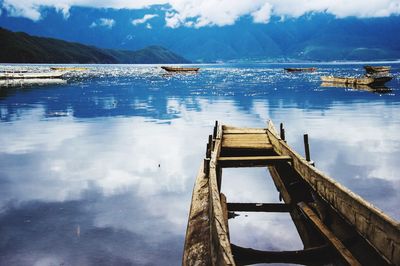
[0, 63, 399, 265]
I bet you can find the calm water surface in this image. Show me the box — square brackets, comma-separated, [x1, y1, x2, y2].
[0, 63, 399, 265]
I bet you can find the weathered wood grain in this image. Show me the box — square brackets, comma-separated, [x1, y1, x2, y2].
[218, 155, 292, 168]
[209, 125, 236, 266]
[266, 120, 399, 265]
[298, 202, 361, 266]
[182, 161, 211, 266]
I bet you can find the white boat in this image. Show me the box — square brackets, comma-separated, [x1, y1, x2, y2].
[0, 71, 65, 79]
[0, 78, 67, 88]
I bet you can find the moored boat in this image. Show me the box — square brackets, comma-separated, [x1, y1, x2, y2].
[50, 67, 88, 71]
[0, 71, 65, 79]
[0, 78, 67, 88]
[161, 66, 200, 72]
[364, 65, 391, 75]
[284, 67, 317, 72]
[321, 75, 392, 86]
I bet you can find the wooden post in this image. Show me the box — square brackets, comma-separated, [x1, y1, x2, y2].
[303, 134, 311, 162]
[280, 123, 285, 141]
[216, 166, 222, 192]
[207, 135, 213, 157]
[204, 158, 210, 175]
[213, 121, 218, 139]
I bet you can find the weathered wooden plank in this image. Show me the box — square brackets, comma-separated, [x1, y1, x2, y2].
[266, 120, 399, 265]
[227, 203, 291, 212]
[223, 134, 270, 141]
[222, 140, 271, 146]
[222, 139, 270, 144]
[222, 141, 273, 150]
[218, 155, 292, 168]
[222, 125, 266, 134]
[298, 202, 361, 266]
[182, 161, 211, 266]
[209, 125, 236, 266]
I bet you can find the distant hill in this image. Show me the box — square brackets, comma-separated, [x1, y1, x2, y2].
[0, 27, 190, 64]
[1, 6, 400, 62]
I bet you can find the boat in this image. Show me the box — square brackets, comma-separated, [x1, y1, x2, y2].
[364, 65, 391, 75]
[0, 78, 67, 88]
[0, 71, 65, 79]
[284, 67, 317, 72]
[161, 66, 200, 72]
[320, 75, 392, 86]
[50, 67, 88, 71]
[183, 121, 399, 265]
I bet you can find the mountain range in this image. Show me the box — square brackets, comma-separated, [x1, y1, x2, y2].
[1, 6, 400, 62]
[0, 27, 189, 64]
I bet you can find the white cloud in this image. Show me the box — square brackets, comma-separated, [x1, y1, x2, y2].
[2, 0, 400, 26]
[131, 14, 158, 26]
[90, 18, 116, 28]
[252, 2, 273, 24]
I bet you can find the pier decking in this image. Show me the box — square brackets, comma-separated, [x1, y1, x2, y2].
[183, 121, 399, 265]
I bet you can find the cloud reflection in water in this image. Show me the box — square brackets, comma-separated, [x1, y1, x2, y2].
[0, 63, 399, 265]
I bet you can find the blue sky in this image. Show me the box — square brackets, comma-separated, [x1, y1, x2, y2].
[1, 0, 400, 28]
[1, 0, 400, 61]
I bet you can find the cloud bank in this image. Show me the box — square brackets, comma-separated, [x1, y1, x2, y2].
[1, 0, 400, 27]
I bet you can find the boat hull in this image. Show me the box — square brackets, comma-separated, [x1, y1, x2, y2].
[284, 67, 317, 72]
[161, 66, 199, 72]
[364, 65, 391, 75]
[0, 72, 65, 79]
[184, 121, 400, 265]
[50, 67, 88, 71]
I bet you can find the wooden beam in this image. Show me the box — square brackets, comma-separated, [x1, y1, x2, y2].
[298, 202, 362, 266]
[231, 243, 334, 265]
[218, 156, 292, 168]
[221, 142, 273, 150]
[182, 162, 211, 266]
[222, 126, 267, 134]
[227, 203, 291, 212]
[267, 120, 400, 265]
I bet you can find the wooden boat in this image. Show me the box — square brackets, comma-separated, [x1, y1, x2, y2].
[364, 65, 391, 75]
[321, 75, 392, 86]
[50, 67, 88, 71]
[0, 72, 65, 79]
[161, 66, 200, 72]
[284, 67, 317, 72]
[0, 78, 67, 88]
[183, 121, 399, 265]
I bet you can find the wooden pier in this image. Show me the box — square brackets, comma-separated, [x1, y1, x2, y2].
[183, 121, 399, 265]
